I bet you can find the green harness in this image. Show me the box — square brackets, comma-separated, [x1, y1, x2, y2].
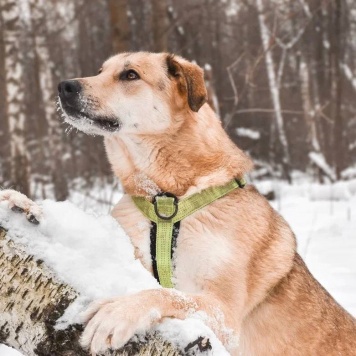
[132, 177, 246, 288]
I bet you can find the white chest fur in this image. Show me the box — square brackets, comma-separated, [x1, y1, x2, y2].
[111, 194, 233, 293]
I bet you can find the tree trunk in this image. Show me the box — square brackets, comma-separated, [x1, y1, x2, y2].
[151, 0, 168, 52]
[256, 0, 291, 183]
[299, 55, 320, 153]
[108, 0, 131, 54]
[330, 0, 345, 179]
[204, 64, 220, 117]
[0, 8, 10, 183]
[299, 54, 331, 182]
[30, 0, 69, 201]
[0, 0, 30, 195]
[0, 225, 212, 355]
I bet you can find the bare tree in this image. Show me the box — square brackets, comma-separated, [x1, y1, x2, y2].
[0, 0, 30, 195]
[204, 64, 220, 117]
[256, 0, 291, 182]
[30, 0, 69, 200]
[108, 0, 131, 54]
[330, 0, 346, 179]
[151, 0, 168, 52]
[0, 9, 9, 183]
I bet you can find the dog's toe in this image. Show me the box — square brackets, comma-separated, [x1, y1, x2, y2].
[27, 213, 40, 225]
[11, 205, 25, 214]
[0, 189, 42, 224]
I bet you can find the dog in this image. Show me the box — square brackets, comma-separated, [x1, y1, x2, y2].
[1, 52, 355, 355]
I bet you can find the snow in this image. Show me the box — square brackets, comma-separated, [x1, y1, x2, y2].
[255, 180, 356, 316]
[1, 180, 356, 355]
[0, 200, 228, 355]
[341, 63, 356, 91]
[0, 346, 20, 356]
[323, 39, 330, 49]
[177, 26, 184, 35]
[236, 127, 261, 140]
[342, 166, 356, 179]
[225, 1, 240, 17]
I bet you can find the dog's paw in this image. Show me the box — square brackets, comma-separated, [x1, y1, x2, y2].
[0, 189, 42, 225]
[80, 296, 162, 355]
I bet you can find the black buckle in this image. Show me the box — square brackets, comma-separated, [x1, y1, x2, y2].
[235, 178, 246, 188]
[153, 192, 179, 220]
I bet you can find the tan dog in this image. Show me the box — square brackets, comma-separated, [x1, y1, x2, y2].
[2, 52, 355, 355]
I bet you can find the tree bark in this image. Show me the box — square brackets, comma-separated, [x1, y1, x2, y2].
[30, 0, 69, 201]
[204, 64, 220, 117]
[108, 0, 131, 54]
[299, 54, 331, 182]
[256, 0, 291, 183]
[0, 225, 212, 355]
[0, 0, 30, 195]
[330, 0, 345, 179]
[0, 8, 10, 183]
[151, 0, 168, 52]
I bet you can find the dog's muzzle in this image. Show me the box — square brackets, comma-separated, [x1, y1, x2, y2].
[57, 80, 121, 133]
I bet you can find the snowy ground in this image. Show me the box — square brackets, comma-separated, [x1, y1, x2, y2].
[275, 183, 356, 316]
[257, 179, 356, 316]
[1, 180, 356, 355]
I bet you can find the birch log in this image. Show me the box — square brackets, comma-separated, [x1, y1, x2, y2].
[0, 226, 210, 356]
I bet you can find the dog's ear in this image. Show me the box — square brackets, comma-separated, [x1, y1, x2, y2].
[166, 54, 207, 112]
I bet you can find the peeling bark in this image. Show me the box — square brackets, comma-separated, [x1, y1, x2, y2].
[0, 226, 206, 356]
[30, 0, 69, 201]
[0, 0, 30, 195]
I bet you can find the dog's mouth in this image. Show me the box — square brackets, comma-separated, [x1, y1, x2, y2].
[58, 99, 121, 133]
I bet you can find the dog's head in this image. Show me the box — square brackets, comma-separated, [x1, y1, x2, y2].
[58, 52, 208, 136]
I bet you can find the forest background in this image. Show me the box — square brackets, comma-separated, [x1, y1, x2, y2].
[0, 0, 355, 202]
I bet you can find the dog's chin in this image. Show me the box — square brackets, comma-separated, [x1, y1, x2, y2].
[60, 106, 122, 136]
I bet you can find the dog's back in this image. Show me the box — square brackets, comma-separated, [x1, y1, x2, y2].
[242, 253, 356, 355]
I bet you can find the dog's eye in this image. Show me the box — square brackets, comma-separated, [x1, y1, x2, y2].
[98, 68, 103, 74]
[120, 70, 140, 81]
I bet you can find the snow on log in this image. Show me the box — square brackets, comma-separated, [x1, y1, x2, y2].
[0, 200, 227, 355]
[0, 226, 181, 356]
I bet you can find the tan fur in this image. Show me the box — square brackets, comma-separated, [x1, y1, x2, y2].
[58, 52, 356, 355]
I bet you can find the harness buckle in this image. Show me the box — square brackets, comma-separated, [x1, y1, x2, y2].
[235, 177, 246, 188]
[153, 192, 179, 220]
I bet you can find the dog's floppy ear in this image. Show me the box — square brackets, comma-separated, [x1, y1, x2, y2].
[166, 54, 208, 112]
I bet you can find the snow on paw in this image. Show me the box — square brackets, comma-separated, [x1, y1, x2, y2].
[0, 189, 42, 225]
[80, 296, 162, 355]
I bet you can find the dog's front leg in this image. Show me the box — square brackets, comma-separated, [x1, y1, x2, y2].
[81, 288, 236, 355]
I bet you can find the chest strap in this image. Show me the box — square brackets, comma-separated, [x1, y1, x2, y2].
[131, 177, 246, 288]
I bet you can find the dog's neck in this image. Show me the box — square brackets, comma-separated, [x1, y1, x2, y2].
[104, 105, 253, 197]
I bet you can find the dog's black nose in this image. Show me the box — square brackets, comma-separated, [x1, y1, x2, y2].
[58, 80, 82, 98]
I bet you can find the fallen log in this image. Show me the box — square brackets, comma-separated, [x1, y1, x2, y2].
[0, 201, 224, 356]
[0, 226, 181, 356]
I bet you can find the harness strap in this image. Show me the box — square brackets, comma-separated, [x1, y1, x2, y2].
[132, 177, 246, 288]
